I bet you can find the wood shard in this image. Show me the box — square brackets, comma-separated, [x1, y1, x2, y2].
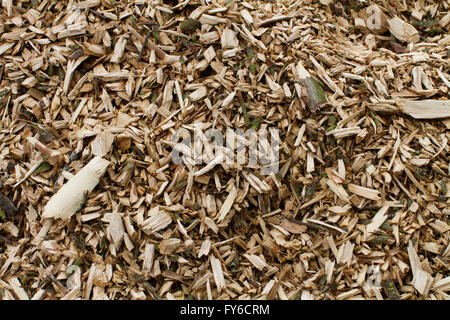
[407, 241, 434, 296]
[210, 255, 226, 293]
[42, 157, 110, 220]
[388, 16, 420, 43]
[280, 219, 307, 234]
[398, 100, 450, 119]
[8, 277, 29, 300]
[367, 205, 390, 235]
[347, 184, 381, 201]
[217, 185, 237, 222]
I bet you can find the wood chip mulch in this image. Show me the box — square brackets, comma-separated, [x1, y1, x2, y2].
[0, 0, 449, 300]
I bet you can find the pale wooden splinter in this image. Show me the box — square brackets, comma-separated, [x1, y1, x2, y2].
[42, 157, 110, 220]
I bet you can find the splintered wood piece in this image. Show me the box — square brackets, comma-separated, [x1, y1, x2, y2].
[8, 277, 29, 300]
[221, 28, 238, 49]
[110, 36, 127, 63]
[42, 157, 110, 220]
[256, 15, 294, 28]
[387, 16, 420, 43]
[63, 55, 88, 93]
[107, 212, 125, 248]
[217, 185, 237, 222]
[244, 254, 268, 270]
[337, 241, 354, 267]
[347, 184, 381, 201]
[142, 243, 155, 274]
[366, 205, 390, 235]
[198, 239, 211, 258]
[210, 255, 226, 292]
[398, 100, 450, 119]
[189, 86, 207, 102]
[407, 241, 434, 296]
[240, 10, 253, 24]
[193, 154, 224, 177]
[326, 179, 350, 203]
[310, 56, 344, 97]
[140, 207, 172, 233]
[200, 14, 227, 25]
[91, 130, 115, 157]
[27, 137, 62, 165]
[326, 127, 362, 138]
[280, 219, 307, 234]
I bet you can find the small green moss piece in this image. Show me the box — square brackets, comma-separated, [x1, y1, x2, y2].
[180, 19, 201, 35]
[34, 162, 52, 175]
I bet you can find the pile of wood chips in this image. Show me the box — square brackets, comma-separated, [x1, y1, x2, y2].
[0, 0, 449, 300]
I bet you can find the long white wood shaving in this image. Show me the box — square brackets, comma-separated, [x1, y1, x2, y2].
[42, 157, 110, 220]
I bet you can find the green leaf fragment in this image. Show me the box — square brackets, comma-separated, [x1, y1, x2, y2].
[369, 235, 392, 244]
[34, 162, 52, 175]
[380, 221, 393, 232]
[66, 265, 78, 275]
[301, 77, 327, 112]
[412, 20, 438, 28]
[175, 181, 187, 188]
[250, 118, 260, 130]
[241, 101, 251, 127]
[246, 47, 254, 60]
[327, 115, 336, 126]
[180, 19, 201, 35]
[424, 28, 444, 35]
[66, 258, 83, 275]
[151, 31, 160, 42]
[382, 280, 400, 300]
